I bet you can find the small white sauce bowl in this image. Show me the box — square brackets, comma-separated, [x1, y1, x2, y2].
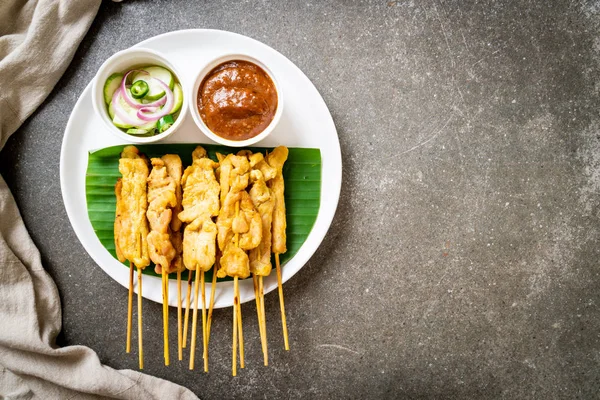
[92, 48, 187, 144]
[188, 53, 283, 147]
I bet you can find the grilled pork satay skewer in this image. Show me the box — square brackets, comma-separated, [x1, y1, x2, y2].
[238, 150, 266, 349]
[249, 167, 276, 365]
[216, 155, 246, 375]
[146, 158, 176, 366]
[216, 154, 262, 374]
[179, 146, 220, 372]
[205, 152, 228, 344]
[220, 228, 250, 377]
[116, 193, 135, 356]
[185, 219, 217, 371]
[235, 191, 263, 370]
[147, 156, 182, 365]
[216, 154, 249, 373]
[267, 146, 290, 350]
[205, 153, 226, 343]
[239, 150, 277, 364]
[233, 203, 244, 372]
[163, 154, 184, 361]
[114, 146, 150, 369]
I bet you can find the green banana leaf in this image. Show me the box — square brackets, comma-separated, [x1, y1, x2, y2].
[86, 144, 321, 281]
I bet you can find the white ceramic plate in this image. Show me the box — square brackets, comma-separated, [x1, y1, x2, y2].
[60, 29, 341, 308]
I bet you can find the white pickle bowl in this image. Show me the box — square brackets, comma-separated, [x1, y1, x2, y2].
[91, 48, 188, 144]
[188, 53, 283, 148]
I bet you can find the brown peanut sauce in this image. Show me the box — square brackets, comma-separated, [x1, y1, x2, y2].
[197, 60, 278, 141]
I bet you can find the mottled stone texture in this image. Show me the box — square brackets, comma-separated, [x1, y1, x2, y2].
[1, 1, 600, 399]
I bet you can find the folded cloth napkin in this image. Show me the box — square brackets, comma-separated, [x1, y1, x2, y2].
[0, 1, 198, 398]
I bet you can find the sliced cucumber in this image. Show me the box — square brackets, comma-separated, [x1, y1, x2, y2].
[110, 91, 158, 132]
[125, 88, 145, 107]
[103, 73, 124, 104]
[143, 66, 174, 89]
[113, 113, 158, 131]
[127, 128, 155, 135]
[171, 83, 183, 114]
[108, 102, 115, 119]
[139, 120, 158, 130]
[115, 91, 139, 118]
[112, 114, 134, 129]
[138, 121, 158, 132]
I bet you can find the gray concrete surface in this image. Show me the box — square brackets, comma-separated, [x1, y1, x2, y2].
[1, 0, 600, 398]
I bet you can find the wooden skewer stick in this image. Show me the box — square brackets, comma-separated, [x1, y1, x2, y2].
[162, 270, 170, 365]
[166, 273, 170, 365]
[275, 254, 289, 350]
[189, 266, 201, 369]
[177, 270, 183, 361]
[202, 272, 208, 372]
[232, 276, 238, 377]
[259, 275, 268, 365]
[126, 262, 134, 353]
[256, 235, 267, 363]
[137, 267, 144, 369]
[206, 263, 217, 344]
[252, 275, 263, 349]
[183, 270, 193, 348]
[237, 281, 245, 369]
[162, 271, 165, 357]
[253, 275, 267, 365]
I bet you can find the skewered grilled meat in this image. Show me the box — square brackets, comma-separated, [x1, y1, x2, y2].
[179, 146, 220, 273]
[114, 146, 150, 269]
[267, 146, 289, 255]
[249, 170, 274, 277]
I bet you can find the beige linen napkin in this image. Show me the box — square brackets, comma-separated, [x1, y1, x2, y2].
[0, 1, 198, 398]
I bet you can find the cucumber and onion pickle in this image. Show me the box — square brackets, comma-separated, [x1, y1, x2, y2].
[103, 66, 183, 136]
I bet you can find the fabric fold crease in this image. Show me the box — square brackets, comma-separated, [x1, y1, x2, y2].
[0, 1, 198, 398]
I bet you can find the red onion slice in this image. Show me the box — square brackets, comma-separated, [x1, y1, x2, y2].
[111, 87, 144, 126]
[137, 78, 174, 122]
[120, 70, 167, 109]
